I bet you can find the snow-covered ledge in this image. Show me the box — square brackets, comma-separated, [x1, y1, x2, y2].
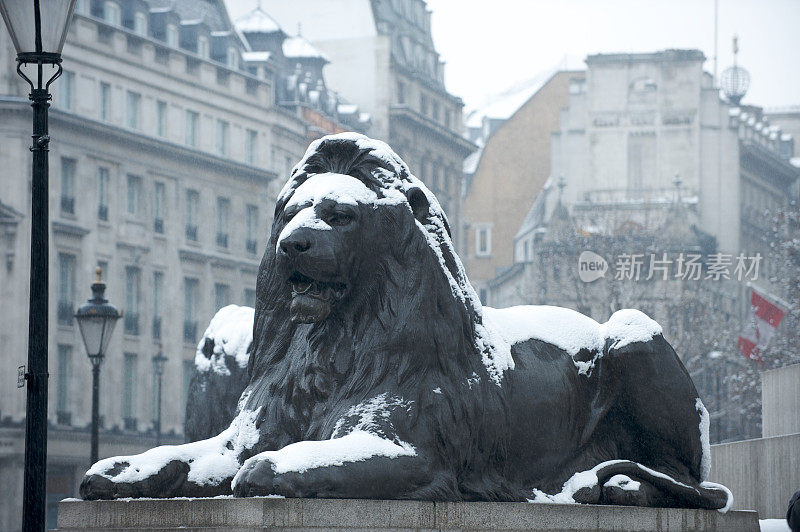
[57, 497, 759, 531]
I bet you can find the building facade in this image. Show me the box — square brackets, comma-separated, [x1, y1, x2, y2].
[461, 70, 583, 302]
[260, 0, 476, 251]
[0, 0, 370, 528]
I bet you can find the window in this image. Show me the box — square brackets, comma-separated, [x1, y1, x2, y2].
[99, 82, 110, 121]
[214, 283, 230, 311]
[98, 167, 110, 221]
[246, 204, 258, 254]
[569, 77, 587, 95]
[444, 109, 451, 129]
[479, 288, 488, 305]
[153, 271, 163, 339]
[432, 101, 440, 122]
[397, 81, 405, 104]
[475, 226, 492, 257]
[154, 182, 165, 233]
[244, 288, 256, 308]
[182, 360, 194, 421]
[523, 240, 530, 261]
[60, 158, 76, 215]
[75, 0, 90, 15]
[420, 93, 428, 115]
[103, 1, 121, 25]
[197, 36, 209, 59]
[184, 278, 199, 342]
[126, 174, 142, 215]
[216, 197, 230, 248]
[56, 345, 72, 425]
[123, 353, 137, 430]
[166, 24, 179, 47]
[125, 91, 141, 129]
[185, 189, 199, 241]
[124, 266, 141, 335]
[57, 254, 75, 325]
[133, 12, 147, 36]
[156, 101, 167, 137]
[245, 129, 257, 165]
[185, 110, 198, 147]
[215, 120, 229, 156]
[226, 47, 238, 69]
[57, 71, 74, 109]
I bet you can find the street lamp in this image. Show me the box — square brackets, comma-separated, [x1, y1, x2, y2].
[74, 268, 121, 466]
[0, 1, 77, 530]
[152, 350, 167, 446]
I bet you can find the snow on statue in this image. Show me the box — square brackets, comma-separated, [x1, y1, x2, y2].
[80, 133, 732, 510]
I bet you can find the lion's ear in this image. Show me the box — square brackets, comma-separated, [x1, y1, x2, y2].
[406, 187, 430, 223]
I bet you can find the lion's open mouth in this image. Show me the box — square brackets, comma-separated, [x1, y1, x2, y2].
[289, 272, 347, 324]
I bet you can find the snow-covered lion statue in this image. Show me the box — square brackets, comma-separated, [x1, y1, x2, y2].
[80, 133, 731, 510]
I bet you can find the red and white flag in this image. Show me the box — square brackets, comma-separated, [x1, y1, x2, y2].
[738, 288, 787, 362]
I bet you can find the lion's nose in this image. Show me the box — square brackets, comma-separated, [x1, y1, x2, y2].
[279, 236, 311, 258]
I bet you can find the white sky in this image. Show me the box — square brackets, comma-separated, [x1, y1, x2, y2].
[226, 0, 800, 111]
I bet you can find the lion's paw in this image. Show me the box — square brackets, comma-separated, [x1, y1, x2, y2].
[80, 473, 117, 500]
[232, 456, 277, 497]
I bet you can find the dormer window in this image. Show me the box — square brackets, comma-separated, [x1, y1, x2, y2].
[133, 12, 147, 36]
[166, 24, 179, 47]
[198, 36, 209, 59]
[75, 0, 90, 15]
[103, 1, 121, 26]
[226, 47, 238, 69]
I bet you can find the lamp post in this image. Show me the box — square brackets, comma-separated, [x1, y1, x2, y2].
[0, 2, 77, 530]
[74, 268, 121, 466]
[152, 350, 167, 446]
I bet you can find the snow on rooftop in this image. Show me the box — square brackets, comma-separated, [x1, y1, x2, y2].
[242, 51, 271, 62]
[463, 147, 483, 175]
[337, 103, 357, 114]
[282, 35, 329, 61]
[235, 7, 282, 34]
[358, 112, 371, 123]
[791, 157, 800, 168]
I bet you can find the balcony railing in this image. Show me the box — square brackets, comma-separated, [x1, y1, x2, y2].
[124, 312, 139, 336]
[154, 217, 164, 234]
[98, 204, 108, 221]
[152, 316, 162, 340]
[60, 196, 75, 214]
[185, 224, 198, 242]
[216, 232, 228, 248]
[184, 320, 197, 343]
[57, 301, 73, 325]
[246, 239, 257, 254]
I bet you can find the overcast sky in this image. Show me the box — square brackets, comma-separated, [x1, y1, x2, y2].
[226, 0, 800, 112]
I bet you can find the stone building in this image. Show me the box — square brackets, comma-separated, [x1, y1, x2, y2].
[0, 1, 364, 529]
[461, 70, 583, 302]
[260, 0, 476, 251]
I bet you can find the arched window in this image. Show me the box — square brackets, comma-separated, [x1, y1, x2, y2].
[103, 1, 121, 26]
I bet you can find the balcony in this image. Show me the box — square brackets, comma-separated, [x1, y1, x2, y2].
[154, 217, 164, 234]
[183, 320, 197, 343]
[124, 312, 139, 336]
[152, 316, 162, 340]
[216, 232, 228, 248]
[98, 204, 108, 221]
[57, 301, 73, 326]
[185, 224, 198, 242]
[60, 196, 75, 215]
[246, 239, 257, 254]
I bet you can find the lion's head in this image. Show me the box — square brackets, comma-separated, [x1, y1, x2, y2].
[245, 134, 514, 419]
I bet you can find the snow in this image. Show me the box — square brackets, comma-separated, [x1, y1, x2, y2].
[760, 519, 791, 531]
[463, 148, 483, 175]
[235, 7, 282, 34]
[482, 306, 661, 376]
[337, 103, 358, 114]
[87, 409, 261, 488]
[242, 51, 271, 62]
[603, 474, 641, 491]
[432, 387, 442, 394]
[233, 431, 416, 481]
[696, 398, 711, 481]
[331, 393, 412, 438]
[282, 35, 329, 61]
[195, 305, 254, 375]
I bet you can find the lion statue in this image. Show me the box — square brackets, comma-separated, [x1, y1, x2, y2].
[80, 133, 731, 510]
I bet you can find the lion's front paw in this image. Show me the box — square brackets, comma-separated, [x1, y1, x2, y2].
[232, 457, 277, 497]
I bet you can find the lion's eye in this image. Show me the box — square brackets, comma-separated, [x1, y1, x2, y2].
[327, 212, 353, 226]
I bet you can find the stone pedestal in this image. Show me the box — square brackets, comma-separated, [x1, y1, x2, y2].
[57, 497, 759, 531]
